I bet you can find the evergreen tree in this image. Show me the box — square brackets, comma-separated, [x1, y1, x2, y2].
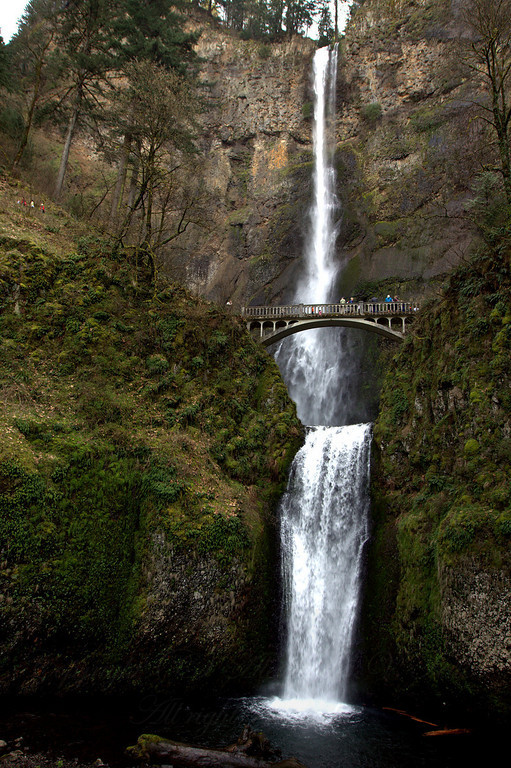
[222, 0, 325, 38]
[112, 0, 196, 73]
[267, 0, 286, 36]
[52, 0, 122, 198]
[318, 1, 334, 44]
[108, 0, 198, 225]
[8, 0, 60, 170]
[285, 0, 318, 37]
[0, 35, 10, 91]
[0, 34, 19, 160]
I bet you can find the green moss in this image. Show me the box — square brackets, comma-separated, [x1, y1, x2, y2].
[463, 438, 480, 456]
[302, 101, 313, 119]
[0, 223, 303, 696]
[374, 220, 400, 246]
[361, 102, 382, 125]
[366, 242, 511, 717]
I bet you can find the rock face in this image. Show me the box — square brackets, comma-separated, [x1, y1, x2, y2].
[163, 20, 315, 307]
[134, 531, 259, 683]
[163, 2, 490, 306]
[441, 564, 511, 683]
[361, 250, 511, 719]
[333, 0, 487, 297]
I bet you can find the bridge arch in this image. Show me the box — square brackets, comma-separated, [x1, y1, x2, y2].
[256, 317, 406, 347]
[243, 301, 419, 346]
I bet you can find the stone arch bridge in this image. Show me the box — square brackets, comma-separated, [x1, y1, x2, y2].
[241, 301, 419, 347]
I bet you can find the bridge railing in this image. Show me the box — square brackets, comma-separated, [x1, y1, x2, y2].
[241, 301, 419, 319]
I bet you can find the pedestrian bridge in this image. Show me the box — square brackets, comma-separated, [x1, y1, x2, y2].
[241, 301, 419, 346]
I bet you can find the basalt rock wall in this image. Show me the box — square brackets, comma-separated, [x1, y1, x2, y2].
[333, 0, 487, 300]
[163, 21, 316, 307]
[159, 4, 490, 308]
[358, 249, 511, 720]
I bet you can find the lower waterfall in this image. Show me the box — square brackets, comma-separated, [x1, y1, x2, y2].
[281, 424, 371, 705]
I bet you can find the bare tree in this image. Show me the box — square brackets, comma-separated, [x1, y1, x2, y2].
[462, 0, 511, 203]
[112, 60, 205, 283]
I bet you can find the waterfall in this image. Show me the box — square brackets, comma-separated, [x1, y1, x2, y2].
[281, 424, 370, 703]
[270, 46, 372, 712]
[274, 45, 361, 428]
[296, 45, 339, 304]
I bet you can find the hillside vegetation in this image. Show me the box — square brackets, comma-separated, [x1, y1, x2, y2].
[0, 175, 303, 694]
[362, 235, 511, 719]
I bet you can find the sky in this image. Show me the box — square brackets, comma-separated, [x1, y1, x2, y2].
[0, 0, 28, 42]
[1, 1, 351, 44]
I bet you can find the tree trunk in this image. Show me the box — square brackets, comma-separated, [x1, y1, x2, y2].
[127, 156, 140, 211]
[144, 177, 153, 245]
[109, 133, 132, 227]
[12, 60, 44, 172]
[54, 95, 81, 199]
[128, 732, 307, 768]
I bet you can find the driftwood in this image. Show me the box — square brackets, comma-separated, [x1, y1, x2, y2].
[382, 707, 439, 727]
[383, 708, 471, 737]
[128, 726, 308, 768]
[423, 728, 471, 737]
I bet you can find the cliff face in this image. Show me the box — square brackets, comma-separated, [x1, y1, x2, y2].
[361, 246, 511, 719]
[163, 21, 316, 307]
[165, 3, 487, 307]
[334, 0, 486, 298]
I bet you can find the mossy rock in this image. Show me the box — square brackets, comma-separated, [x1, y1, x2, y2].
[0, 224, 303, 696]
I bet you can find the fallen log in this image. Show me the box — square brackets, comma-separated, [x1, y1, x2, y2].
[127, 729, 308, 768]
[382, 707, 439, 727]
[382, 707, 471, 737]
[423, 728, 471, 737]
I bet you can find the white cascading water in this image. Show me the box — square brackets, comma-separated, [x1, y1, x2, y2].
[274, 45, 352, 428]
[270, 47, 372, 715]
[281, 424, 370, 705]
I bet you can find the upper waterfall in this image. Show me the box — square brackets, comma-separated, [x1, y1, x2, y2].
[295, 45, 339, 304]
[274, 45, 363, 427]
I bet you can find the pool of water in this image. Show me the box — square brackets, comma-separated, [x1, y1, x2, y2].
[0, 694, 495, 768]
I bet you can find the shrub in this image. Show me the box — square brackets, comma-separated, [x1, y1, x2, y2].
[361, 102, 382, 125]
[463, 438, 480, 457]
[302, 102, 313, 120]
[147, 354, 169, 374]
